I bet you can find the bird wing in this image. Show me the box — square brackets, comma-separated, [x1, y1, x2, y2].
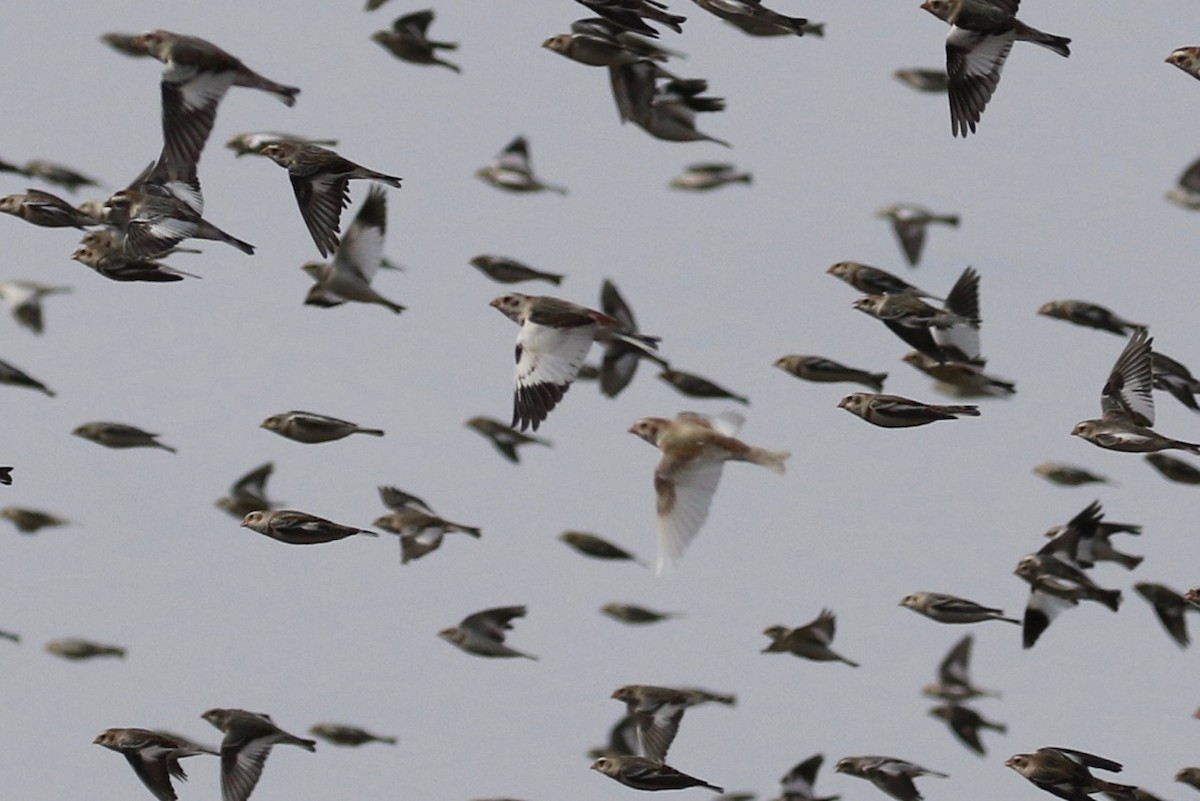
[654, 446, 725, 573]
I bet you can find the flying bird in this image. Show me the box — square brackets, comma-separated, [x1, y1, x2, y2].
[875, 204, 958, 267]
[201, 708, 316, 801]
[260, 410, 385, 443]
[94, 728, 216, 801]
[762, 609, 859, 667]
[833, 756, 947, 801]
[439, 605, 536, 659]
[1005, 747, 1135, 801]
[590, 755, 724, 793]
[900, 592, 1020, 625]
[476, 136, 567, 195]
[301, 186, 404, 313]
[240, 509, 378, 545]
[371, 9, 461, 72]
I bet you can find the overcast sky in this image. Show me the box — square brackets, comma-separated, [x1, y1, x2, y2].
[4, 3, 1200, 801]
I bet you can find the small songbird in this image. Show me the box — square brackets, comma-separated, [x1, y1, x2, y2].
[1134, 582, 1197, 648]
[1168, 47, 1200, 82]
[1151, 351, 1200, 411]
[372, 10, 461, 72]
[94, 727, 217, 801]
[1033, 462, 1110, 487]
[611, 684, 700, 762]
[240, 509, 378, 545]
[900, 592, 1019, 625]
[922, 633, 999, 702]
[544, 18, 684, 67]
[490, 292, 661, 431]
[921, 0, 1070, 137]
[928, 704, 1005, 756]
[45, 637, 125, 660]
[214, 462, 278, 519]
[762, 609, 859, 667]
[834, 756, 947, 801]
[71, 229, 199, 283]
[72, 422, 175, 452]
[373, 507, 481, 564]
[1144, 453, 1200, 485]
[20, 160, 100, 193]
[597, 279, 668, 398]
[774, 354, 886, 392]
[476, 136, 567, 195]
[560, 531, 645, 564]
[132, 29, 300, 169]
[893, 68, 949, 92]
[257, 141, 402, 258]
[601, 603, 680, 625]
[1041, 500, 1142, 571]
[225, 132, 337, 157]
[470, 255, 564, 285]
[1014, 553, 1121, 649]
[201, 708, 316, 801]
[260, 410, 384, 443]
[1037, 301, 1144, 336]
[838, 393, 979, 428]
[771, 753, 840, 801]
[302, 186, 404, 314]
[590, 755, 724, 793]
[855, 267, 982, 365]
[875, 204, 959, 267]
[658, 368, 749, 405]
[629, 411, 788, 573]
[1005, 747, 1135, 801]
[0, 507, 68, 534]
[668, 163, 752, 191]
[901, 352, 1015, 399]
[465, 416, 552, 462]
[0, 189, 100, 228]
[690, 0, 808, 37]
[308, 724, 396, 747]
[0, 357, 55, 396]
[1072, 330, 1200, 454]
[438, 605, 536, 659]
[0, 280, 71, 335]
[826, 261, 940, 299]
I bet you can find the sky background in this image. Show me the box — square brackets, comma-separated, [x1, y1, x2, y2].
[3, 2, 1200, 801]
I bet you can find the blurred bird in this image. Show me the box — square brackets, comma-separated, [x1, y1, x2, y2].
[94, 727, 216, 801]
[827, 261, 940, 298]
[308, 724, 396, 747]
[658, 368, 749, 404]
[630, 411, 788, 572]
[1134, 582, 1197, 648]
[0, 507, 68, 534]
[71, 229, 199, 282]
[591, 755, 724, 793]
[921, 0, 1070, 137]
[257, 141, 402, 258]
[838, 393, 978, 428]
[1165, 154, 1200, 210]
[21, 160, 101, 193]
[900, 592, 1019, 625]
[0, 357, 54, 397]
[544, 19, 683, 67]
[762, 609, 859, 667]
[609, 61, 730, 146]
[611, 684, 700, 761]
[922, 633, 999, 702]
[439, 605, 536, 659]
[132, 29, 300, 169]
[1014, 553, 1121, 649]
[901, 352, 1015, 399]
[490, 292, 661, 431]
[214, 463, 277, 519]
[101, 31, 154, 57]
[260, 410, 384, 443]
[928, 704, 1005, 756]
[690, 0, 808, 36]
[372, 10, 460, 72]
[476, 136, 566, 195]
[855, 266, 982, 364]
[1072, 330, 1200, 454]
[589, 713, 641, 760]
[875, 204, 958, 267]
[45, 637, 125, 660]
[668, 163, 751, 190]
[201, 708, 316, 801]
[576, 0, 687, 36]
[1033, 462, 1110, 487]
[1144, 453, 1200, 485]
[470, 255, 564, 285]
[597, 279, 668, 398]
[301, 186, 404, 314]
[1041, 500, 1142, 571]
[770, 753, 840, 801]
[893, 68, 949, 92]
[240, 509, 378, 545]
[1175, 768, 1200, 791]
[465, 416, 552, 462]
[1151, 351, 1200, 411]
[0, 189, 100, 228]
[560, 531, 646, 565]
[373, 506, 481, 564]
[225, 132, 337, 157]
[834, 756, 947, 801]
[1037, 301, 1144, 336]
[601, 603, 680, 624]
[1005, 747, 1135, 801]
[377, 484, 434, 514]
[774, 354, 886, 391]
[72, 422, 175, 452]
[0, 281, 70, 335]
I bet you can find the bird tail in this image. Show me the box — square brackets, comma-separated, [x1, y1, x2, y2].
[1094, 588, 1122, 612]
[1018, 24, 1071, 57]
[749, 448, 790, 474]
[1111, 551, 1143, 570]
[867, 372, 887, 392]
[938, 404, 980, 417]
[360, 428, 386, 437]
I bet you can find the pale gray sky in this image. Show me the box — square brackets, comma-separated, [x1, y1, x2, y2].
[3, 3, 1200, 801]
